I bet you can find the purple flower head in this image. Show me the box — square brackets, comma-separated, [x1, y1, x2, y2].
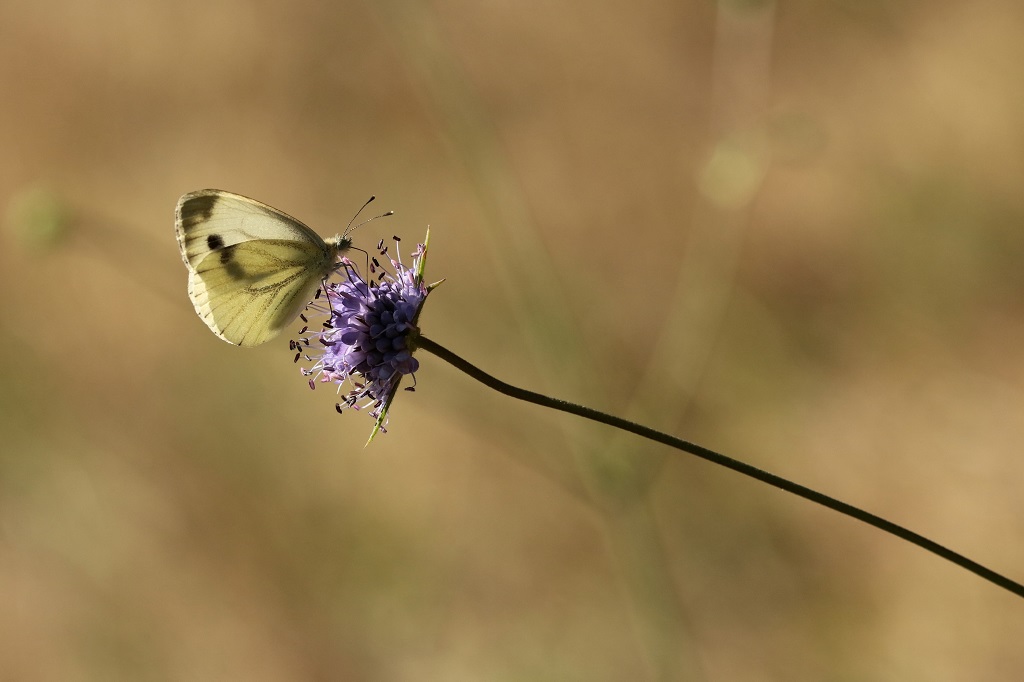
[294, 230, 439, 441]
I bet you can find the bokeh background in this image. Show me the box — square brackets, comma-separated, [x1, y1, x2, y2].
[3, 0, 1024, 679]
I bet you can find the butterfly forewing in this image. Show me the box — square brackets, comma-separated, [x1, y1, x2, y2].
[176, 190, 329, 270]
[175, 189, 349, 346]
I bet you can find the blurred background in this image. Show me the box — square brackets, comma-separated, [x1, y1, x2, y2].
[2, 0, 1024, 679]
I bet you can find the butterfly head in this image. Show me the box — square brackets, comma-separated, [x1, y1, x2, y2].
[328, 235, 354, 253]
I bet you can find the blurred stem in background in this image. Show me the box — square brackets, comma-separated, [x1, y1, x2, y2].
[586, 2, 778, 675]
[371, 0, 700, 676]
[581, 0, 777, 499]
[650, 0, 775, 417]
[372, 0, 775, 678]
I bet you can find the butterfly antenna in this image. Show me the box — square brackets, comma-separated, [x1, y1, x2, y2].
[343, 195, 394, 238]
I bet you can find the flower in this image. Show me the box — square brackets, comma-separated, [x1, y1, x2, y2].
[293, 229, 440, 441]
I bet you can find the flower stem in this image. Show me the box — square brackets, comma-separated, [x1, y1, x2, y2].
[417, 335, 1024, 600]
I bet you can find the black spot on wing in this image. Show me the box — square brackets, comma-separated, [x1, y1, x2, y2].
[207, 233, 225, 251]
[219, 244, 247, 280]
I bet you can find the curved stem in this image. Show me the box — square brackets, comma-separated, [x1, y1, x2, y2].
[417, 335, 1024, 600]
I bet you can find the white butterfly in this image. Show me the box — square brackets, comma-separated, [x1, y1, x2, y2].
[175, 189, 354, 347]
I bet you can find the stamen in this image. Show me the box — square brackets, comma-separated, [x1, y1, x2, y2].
[292, 231, 430, 433]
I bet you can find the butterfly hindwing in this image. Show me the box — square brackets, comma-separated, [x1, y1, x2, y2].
[188, 239, 332, 346]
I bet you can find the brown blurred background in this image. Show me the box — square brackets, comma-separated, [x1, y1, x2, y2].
[2, 0, 1024, 679]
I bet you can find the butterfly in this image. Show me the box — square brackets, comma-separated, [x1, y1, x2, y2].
[175, 189, 359, 347]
